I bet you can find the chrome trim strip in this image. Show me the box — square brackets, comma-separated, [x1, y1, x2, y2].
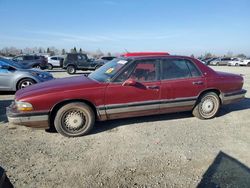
[160, 100, 196, 108]
[107, 104, 159, 114]
[8, 115, 49, 124]
[221, 89, 246, 104]
[97, 96, 198, 115]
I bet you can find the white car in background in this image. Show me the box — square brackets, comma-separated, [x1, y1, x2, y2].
[227, 58, 242, 66]
[47, 56, 64, 70]
[240, 58, 250, 66]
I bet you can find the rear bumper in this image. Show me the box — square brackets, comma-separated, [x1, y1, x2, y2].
[6, 103, 49, 129]
[221, 89, 247, 105]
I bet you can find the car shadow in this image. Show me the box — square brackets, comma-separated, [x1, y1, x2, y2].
[218, 97, 250, 116]
[198, 151, 250, 187]
[0, 91, 15, 95]
[91, 111, 192, 135]
[0, 100, 13, 123]
[0, 166, 13, 188]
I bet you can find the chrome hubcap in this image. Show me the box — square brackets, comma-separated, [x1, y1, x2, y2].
[63, 110, 86, 131]
[21, 81, 33, 88]
[202, 99, 214, 113]
[199, 95, 219, 118]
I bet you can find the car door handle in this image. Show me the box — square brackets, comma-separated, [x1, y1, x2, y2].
[146, 85, 160, 90]
[192, 81, 204, 85]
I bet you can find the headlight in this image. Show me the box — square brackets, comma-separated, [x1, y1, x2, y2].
[31, 72, 48, 79]
[16, 101, 33, 111]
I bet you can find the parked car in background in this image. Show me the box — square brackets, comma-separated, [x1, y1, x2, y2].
[210, 57, 232, 66]
[240, 58, 250, 66]
[0, 57, 53, 91]
[12, 55, 48, 70]
[227, 58, 242, 66]
[62, 53, 105, 74]
[7, 53, 246, 137]
[96, 56, 116, 62]
[47, 56, 64, 70]
[204, 57, 218, 65]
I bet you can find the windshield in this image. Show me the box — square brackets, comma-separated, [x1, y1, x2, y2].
[88, 58, 129, 82]
[0, 57, 25, 69]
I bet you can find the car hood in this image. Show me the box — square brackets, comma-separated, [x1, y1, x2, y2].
[15, 76, 100, 100]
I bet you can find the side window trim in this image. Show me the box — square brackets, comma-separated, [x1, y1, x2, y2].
[160, 58, 203, 81]
[111, 59, 160, 83]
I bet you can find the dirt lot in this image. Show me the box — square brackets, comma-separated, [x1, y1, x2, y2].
[0, 67, 250, 188]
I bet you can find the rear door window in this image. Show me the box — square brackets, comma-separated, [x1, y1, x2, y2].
[161, 59, 191, 80]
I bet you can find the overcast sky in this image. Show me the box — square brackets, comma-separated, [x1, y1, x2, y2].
[0, 0, 250, 56]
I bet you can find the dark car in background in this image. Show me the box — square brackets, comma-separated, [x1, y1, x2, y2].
[12, 55, 48, 70]
[62, 53, 105, 74]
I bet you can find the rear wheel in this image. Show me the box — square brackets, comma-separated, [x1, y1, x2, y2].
[67, 65, 76, 74]
[192, 92, 220, 119]
[33, 64, 41, 69]
[47, 64, 53, 70]
[17, 78, 35, 90]
[247, 62, 250, 67]
[54, 102, 95, 137]
[235, 63, 239, 66]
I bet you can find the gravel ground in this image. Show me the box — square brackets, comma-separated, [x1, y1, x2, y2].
[0, 67, 250, 188]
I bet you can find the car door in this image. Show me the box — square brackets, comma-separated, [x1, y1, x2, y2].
[0, 61, 14, 90]
[160, 58, 206, 114]
[104, 59, 161, 119]
[77, 54, 88, 68]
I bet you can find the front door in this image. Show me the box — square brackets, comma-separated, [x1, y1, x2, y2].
[0, 62, 14, 90]
[104, 59, 161, 119]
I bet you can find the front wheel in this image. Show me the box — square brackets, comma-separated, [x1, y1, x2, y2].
[192, 92, 220, 119]
[47, 64, 53, 70]
[17, 78, 35, 90]
[33, 65, 41, 69]
[54, 102, 95, 137]
[67, 65, 76, 74]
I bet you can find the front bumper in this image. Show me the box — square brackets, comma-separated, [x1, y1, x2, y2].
[6, 102, 49, 129]
[221, 89, 247, 105]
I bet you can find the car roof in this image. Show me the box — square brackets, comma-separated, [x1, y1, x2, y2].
[122, 52, 169, 57]
[123, 55, 193, 61]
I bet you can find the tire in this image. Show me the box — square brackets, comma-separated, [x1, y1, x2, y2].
[17, 78, 36, 90]
[54, 102, 95, 137]
[216, 62, 219, 66]
[247, 62, 250, 67]
[235, 63, 239, 66]
[67, 65, 76, 74]
[47, 64, 53, 70]
[33, 64, 41, 69]
[192, 92, 220, 119]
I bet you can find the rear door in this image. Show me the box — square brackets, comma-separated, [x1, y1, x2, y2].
[160, 58, 206, 113]
[77, 54, 89, 68]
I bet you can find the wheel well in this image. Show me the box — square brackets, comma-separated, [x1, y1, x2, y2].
[16, 77, 36, 90]
[32, 64, 40, 67]
[67, 64, 76, 68]
[49, 99, 98, 128]
[198, 89, 221, 103]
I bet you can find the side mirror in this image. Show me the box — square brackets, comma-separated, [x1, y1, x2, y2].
[122, 79, 137, 86]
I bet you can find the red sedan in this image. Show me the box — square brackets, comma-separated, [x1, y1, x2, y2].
[7, 53, 246, 137]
